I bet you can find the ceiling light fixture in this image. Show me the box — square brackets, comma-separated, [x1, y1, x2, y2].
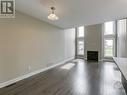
[48, 7, 59, 21]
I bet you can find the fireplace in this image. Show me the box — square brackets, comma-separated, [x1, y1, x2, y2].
[87, 51, 98, 61]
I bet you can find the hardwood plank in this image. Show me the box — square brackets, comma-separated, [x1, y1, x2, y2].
[0, 59, 126, 95]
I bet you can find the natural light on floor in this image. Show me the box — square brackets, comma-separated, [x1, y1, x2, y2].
[60, 63, 75, 70]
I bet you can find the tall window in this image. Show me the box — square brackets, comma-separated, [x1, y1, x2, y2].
[76, 26, 84, 57]
[103, 21, 116, 58]
[117, 19, 127, 57]
[77, 27, 84, 37]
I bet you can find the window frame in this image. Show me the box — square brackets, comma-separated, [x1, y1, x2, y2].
[102, 21, 116, 59]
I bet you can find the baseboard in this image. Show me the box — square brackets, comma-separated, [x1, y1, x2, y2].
[102, 58, 114, 62]
[0, 57, 74, 88]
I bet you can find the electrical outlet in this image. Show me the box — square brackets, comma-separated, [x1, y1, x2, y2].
[46, 63, 50, 67]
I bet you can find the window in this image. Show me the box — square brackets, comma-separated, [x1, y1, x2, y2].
[76, 26, 84, 57]
[104, 21, 115, 35]
[77, 26, 84, 37]
[103, 21, 116, 58]
[104, 39, 114, 57]
[117, 19, 127, 57]
[77, 41, 84, 55]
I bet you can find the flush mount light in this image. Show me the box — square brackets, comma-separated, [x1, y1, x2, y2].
[47, 7, 59, 21]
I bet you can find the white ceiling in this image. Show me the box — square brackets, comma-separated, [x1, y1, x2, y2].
[16, 0, 127, 29]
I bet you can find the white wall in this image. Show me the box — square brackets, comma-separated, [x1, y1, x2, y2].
[117, 19, 127, 58]
[64, 29, 75, 59]
[0, 12, 75, 84]
[84, 24, 102, 60]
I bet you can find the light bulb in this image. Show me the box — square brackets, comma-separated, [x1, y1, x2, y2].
[48, 13, 59, 20]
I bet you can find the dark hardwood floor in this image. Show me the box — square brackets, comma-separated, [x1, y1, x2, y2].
[0, 59, 126, 95]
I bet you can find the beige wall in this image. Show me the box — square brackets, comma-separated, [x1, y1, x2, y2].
[0, 12, 75, 83]
[84, 24, 102, 60]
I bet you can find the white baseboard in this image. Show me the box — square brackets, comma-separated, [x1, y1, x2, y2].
[102, 58, 114, 62]
[0, 57, 74, 88]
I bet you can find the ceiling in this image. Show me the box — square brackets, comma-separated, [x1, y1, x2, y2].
[16, 0, 127, 29]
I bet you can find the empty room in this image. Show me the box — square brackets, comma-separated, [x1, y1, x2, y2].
[0, 0, 127, 95]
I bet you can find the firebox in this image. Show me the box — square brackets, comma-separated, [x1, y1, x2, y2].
[87, 51, 98, 61]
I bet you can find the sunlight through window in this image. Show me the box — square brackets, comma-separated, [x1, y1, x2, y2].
[60, 63, 75, 70]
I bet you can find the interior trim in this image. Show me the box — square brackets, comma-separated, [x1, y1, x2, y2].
[0, 57, 74, 88]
